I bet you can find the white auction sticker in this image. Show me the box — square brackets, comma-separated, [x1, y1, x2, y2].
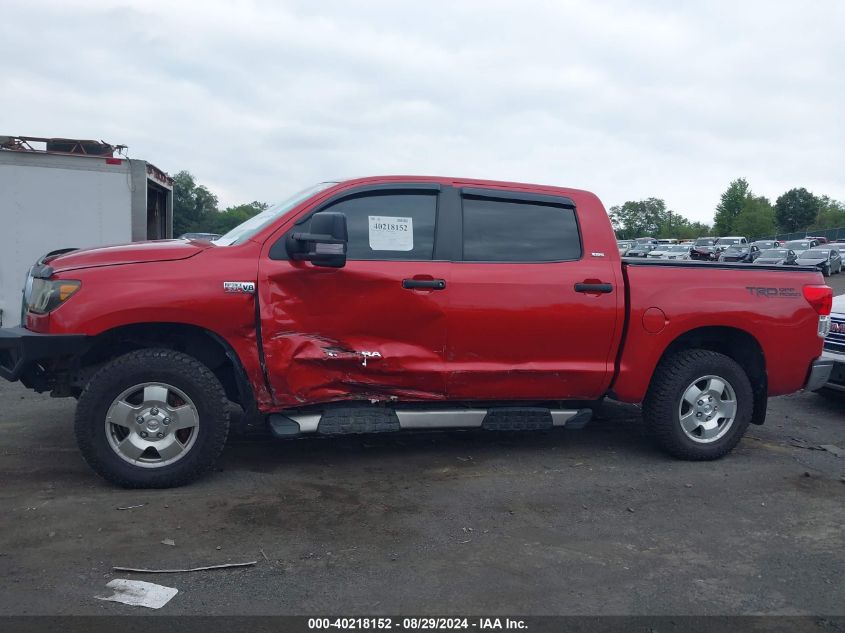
[368, 216, 413, 251]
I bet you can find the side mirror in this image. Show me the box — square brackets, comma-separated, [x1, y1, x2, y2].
[286, 211, 348, 268]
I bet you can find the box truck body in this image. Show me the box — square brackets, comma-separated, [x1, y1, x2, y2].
[0, 137, 172, 327]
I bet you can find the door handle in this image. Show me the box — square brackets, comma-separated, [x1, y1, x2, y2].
[574, 282, 613, 294]
[402, 278, 446, 290]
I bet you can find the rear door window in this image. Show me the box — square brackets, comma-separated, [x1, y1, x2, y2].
[461, 195, 581, 262]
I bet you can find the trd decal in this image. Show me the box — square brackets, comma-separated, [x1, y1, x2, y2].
[745, 287, 800, 298]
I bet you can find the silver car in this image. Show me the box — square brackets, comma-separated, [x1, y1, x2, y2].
[661, 245, 693, 260]
[794, 248, 843, 277]
[819, 294, 845, 396]
[617, 240, 635, 256]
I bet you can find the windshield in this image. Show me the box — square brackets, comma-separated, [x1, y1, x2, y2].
[694, 239, 715, 246]
[668, 245, 689, 252]
[801, 250, 830, 258]
[725, 246, 747, 252]
[760, 249, 788, 258]
[786, 241, 811, 250]
[215, 182, 337, 246]
[716, 238, 741, 245]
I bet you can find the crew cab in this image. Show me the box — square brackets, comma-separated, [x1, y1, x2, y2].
[0, 176, 834, 488]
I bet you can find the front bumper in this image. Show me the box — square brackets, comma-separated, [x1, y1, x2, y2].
[805, 357, 835, 392]
[0, 327, 89, 382]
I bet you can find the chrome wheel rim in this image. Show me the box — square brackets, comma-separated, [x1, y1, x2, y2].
[678, 374, 737, 443]
[105, 382, 200, 468]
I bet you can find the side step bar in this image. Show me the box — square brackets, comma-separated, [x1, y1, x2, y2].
[268, 406, 592, 438]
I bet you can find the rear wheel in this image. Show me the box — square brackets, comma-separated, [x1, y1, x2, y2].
[75, 348, 230, 488]
[643, 349, 753, 460]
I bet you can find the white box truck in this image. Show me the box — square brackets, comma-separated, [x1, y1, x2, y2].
[0, 136, 173, 327]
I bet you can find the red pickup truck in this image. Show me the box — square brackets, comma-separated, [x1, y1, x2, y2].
[0, 176, 834, 488]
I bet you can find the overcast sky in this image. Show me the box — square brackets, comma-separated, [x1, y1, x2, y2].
[2, 0, 842, 223]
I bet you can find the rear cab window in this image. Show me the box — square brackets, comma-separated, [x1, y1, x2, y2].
[460, 191, 581, 262]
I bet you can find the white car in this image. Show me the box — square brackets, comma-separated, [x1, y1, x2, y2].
[820, 294, 845, 395]
[647, 245, 673, 258]
[661, 245, 693, 260]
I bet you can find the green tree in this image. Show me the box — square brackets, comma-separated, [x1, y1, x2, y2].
[713, 178, 750, 235]
[207, 201, 269, 234]
[775, 188, 820, 233]
[734, 195, 776, 239]
[810, 196, 845, 230]
[609, 198, 711, 240]
[609, 198, 668, 239]
[172, 171, 219, 236]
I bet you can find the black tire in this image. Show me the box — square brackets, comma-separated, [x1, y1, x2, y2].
[643, 349, 753, 460]
[823, 264, 831, 277]
[75, 348, 230, 488]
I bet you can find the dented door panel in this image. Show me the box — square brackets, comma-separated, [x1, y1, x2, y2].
[258, 260, 450, 407]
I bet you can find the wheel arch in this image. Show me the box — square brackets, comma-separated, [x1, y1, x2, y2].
[656, 325, 768, 425]
[76, 322, 256, 411]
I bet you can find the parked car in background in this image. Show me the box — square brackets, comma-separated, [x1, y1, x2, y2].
[808, 236, 829, 245]
[690, 237, 717, 261]
[785, 239, 819, 254]
[819, 294, 845, 397]
[719, 244, 761, 263]
[795, 248, 842, 277]
[635, 237, 658, 245]
[617, 240, 635, 256]
[647, 243, 674, 258]
[662, 244, 693, 260]
[714, 237, 748, 256]
[626, 243, 656, 257]
[179, 232, 222, 241]
[657, 239, 678, 245]
[753, 248, 798, 266]
[751, 240, 778, 251]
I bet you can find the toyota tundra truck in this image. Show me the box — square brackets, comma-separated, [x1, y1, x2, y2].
[0, 176, 834, 488]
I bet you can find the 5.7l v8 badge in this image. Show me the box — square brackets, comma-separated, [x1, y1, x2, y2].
[223, 281, 256, 294]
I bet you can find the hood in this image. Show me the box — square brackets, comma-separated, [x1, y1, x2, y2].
[43, 239, 212, 273]
[795, 256, 826, 265]
[754, 258, 783, 264]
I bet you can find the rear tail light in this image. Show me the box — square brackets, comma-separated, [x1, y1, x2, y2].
[803, 285, 833, 316]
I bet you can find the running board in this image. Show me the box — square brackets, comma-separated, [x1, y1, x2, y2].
[267, 406, 592, 438]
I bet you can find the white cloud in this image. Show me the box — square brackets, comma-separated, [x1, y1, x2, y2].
[1, 0, 842, 223]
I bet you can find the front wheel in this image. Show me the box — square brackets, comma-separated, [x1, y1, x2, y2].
[643, 349, 753, 460]
[823, 264, 831, 277]
[75, 348, 230, 488]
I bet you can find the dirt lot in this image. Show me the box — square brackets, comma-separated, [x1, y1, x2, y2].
[1, 276, 844, 616]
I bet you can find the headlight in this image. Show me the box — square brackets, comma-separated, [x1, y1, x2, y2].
[27, 278, 81, 314]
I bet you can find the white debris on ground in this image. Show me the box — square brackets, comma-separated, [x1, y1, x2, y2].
[95, 579, 178, 609]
